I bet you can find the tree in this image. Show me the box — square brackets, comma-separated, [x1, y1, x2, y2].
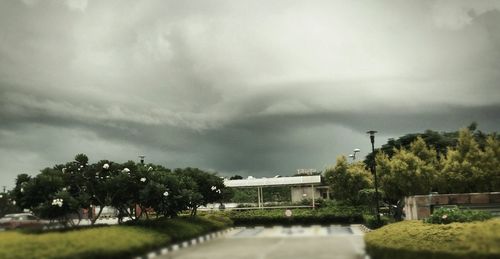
[481, 135, 500, 192]
[174, 168, 225, 216]
[13, 168, 65, 212]
[36, 190, 81, 226]
[376, 137, 438, 203]
[363, 123, 486, 168]
[10, 154, 231, 225]
[74, 153, 89, 166]
[0, 191, 20, 217]
[324, 156, 373, 204]
[11, 168, 86, 225]
[440, 129, 495, 193]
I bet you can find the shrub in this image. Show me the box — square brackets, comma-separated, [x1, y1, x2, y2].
[365, 219, 500, 259]
[225, 206, 365, 226]
[128, 215, 232, 242]
[424, 206, 493, 224]
[0, 215, 232, 259]
[363, 214, 391, 229]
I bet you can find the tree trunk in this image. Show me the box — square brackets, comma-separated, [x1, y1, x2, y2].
[190, 206, 198, 217]
[91, 206, 104, 225]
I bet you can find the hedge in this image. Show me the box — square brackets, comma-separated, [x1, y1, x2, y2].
[424, 207, 493, 224]
[0, 215, 232, 259]
[365, 219, 500, 259]
[222, 206, 366, 226]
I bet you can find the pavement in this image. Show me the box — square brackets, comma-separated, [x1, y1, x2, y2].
[155, 225, 366, 259]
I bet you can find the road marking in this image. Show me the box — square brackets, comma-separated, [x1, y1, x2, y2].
[228, 225, 361, 238]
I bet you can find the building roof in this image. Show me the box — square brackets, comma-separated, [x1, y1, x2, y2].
[223, 175, 322, 188]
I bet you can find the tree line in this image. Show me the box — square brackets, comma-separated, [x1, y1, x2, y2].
[325, 126, 500, 207]
[6, 154, 229, 225]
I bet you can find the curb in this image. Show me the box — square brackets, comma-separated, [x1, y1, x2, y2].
[134, 227, 235, 259]
[359, 224, 372, 233]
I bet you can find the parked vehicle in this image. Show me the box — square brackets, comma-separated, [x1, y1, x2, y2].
[0, 213, 49, 230]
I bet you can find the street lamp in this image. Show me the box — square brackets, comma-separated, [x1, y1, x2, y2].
[367, 130, 381, 225]
[138, 155, 145, 165]
[349, 148, 361, 161]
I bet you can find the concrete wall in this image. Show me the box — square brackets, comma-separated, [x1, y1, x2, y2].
[290, 186, 321, 203]
[404, 192, 500, 220]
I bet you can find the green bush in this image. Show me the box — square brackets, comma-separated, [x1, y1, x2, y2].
[363, 214, 391, 229]
[365, 219, 500, 259]
[224, 206, 365, 226]
[424, 207, 493, 224]
[0, 215, 232, 259]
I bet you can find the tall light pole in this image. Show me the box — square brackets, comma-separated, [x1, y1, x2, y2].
[349, 148, 361, 161]
[139, 155, 145, 165]
[367, 130, 381, 225]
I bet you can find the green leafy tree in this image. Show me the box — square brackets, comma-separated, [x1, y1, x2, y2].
[440, 129, 495, 193]
[174, 168, 224, 216]
[37, 190, 81, 226]
[74, 153, 89, 166]
[481, 135, 500, 191]
[324, 156, 373, 204]
[13, 168, 65, 213]
[158, 172, 198, 217]
[376, 137, 438, 202]
[364, 122, 486, 168]
[0, 192, 20, 217]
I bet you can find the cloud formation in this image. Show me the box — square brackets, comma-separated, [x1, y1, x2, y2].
[0, 0, 499, 187]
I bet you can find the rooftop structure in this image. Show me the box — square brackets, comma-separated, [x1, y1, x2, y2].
[223, 175, 322, 188]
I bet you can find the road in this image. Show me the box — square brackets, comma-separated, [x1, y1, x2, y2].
[156, 225, 366, 259]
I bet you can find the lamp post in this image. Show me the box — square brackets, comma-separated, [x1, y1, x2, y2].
[367, 130, 381, 225]
[349, 148, 361, 161]
[139, 155, 145, 165]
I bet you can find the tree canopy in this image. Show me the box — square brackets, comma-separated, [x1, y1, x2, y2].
[324, 156, 373, 204]
[11, 154, 230, 225]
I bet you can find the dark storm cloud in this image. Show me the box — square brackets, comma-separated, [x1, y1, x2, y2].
[1, 0, 500, 187]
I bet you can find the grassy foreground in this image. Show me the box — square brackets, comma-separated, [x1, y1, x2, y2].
[0, 215, 232, 259]
[365, 219, 500, 259]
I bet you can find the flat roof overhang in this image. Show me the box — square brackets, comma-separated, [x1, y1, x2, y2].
[223, 175, 322, 188]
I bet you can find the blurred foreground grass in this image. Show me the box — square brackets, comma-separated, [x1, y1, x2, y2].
[0, 215, 231, 259]
[365, 218, 500, 259]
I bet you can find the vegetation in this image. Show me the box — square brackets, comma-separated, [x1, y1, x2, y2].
[324, 157, 373, 205]
[424, 207, 493, 224]
[371, 126, 497, 205]
[9, 154, 229, 225]
[363, 214, 392, 229]
[0, 192, 18, 217]
[221, 206, 366, 226]
[325, 125, 499, 221]
[440, 130, 500, 193]
[376, 136, 439, 203]
[365, 219, 500, 259]
[229, 187, 292, 204]
[0, 215, 231, 259]
[364, 122, 487, 166]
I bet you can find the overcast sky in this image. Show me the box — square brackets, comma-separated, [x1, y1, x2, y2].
[1, 0, 499, 188]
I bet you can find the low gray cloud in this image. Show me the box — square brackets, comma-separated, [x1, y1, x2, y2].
[1, 0, 499, 188]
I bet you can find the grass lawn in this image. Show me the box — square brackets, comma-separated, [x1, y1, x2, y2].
[365, 218, 500, 259]
[0, 215, 231, 259]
